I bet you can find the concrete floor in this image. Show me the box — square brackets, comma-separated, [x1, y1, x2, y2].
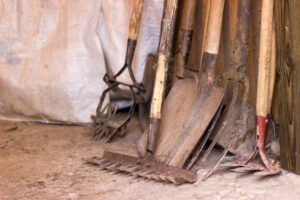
[1, 119, 300, 200]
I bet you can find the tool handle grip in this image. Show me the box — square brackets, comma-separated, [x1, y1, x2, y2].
[203, 0, 225, 55]
[150, 0, 178, 119]
[148, 0, 178, 158]
[199, 0, 225, 79]
[175, 0, 196, 78]
[181, 0, 197, 30]
[257, 0, 274, 117]
[128, 0, 144, 40]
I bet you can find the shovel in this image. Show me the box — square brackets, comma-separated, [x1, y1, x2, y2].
[136, 0, 225, 169]
[182, 0, 252, 181]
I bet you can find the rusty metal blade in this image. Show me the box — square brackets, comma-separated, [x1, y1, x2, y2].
[254, 168, 281, 176]
[86, 151, 197, 184]
[230, 163, 266, 173]
[154, 77, 224, 168]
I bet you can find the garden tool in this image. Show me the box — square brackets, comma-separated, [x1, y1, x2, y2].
[135, 0, 225, 170]
[173, 0, 197, 80]
[91, 0, 154, 142]
[220, 0, 281, 176]
[86, 0, 197, 184]
[184, 0, 252, 181]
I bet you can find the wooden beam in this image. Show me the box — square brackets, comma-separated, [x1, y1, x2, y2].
[276, 0, 300, 173]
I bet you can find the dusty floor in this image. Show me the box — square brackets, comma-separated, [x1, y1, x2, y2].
[1, 119, 300, 200]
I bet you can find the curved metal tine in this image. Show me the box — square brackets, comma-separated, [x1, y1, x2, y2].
[113, 64, 129, 79]
[127, 64, 139, 87]
[106, 86, 138, 142]
[94, 126, 103, 140]
[129, 86, 137, 115]
[104, 123, 122, 143]
[95, 124, 105, 135]
[107, 104, 112, 118]
[220, 145, 258, 168]
[98, 126, 109, 140]
[198, 81, 235, 165]
[186, 98, 225, 171]
[244, 147, 258, 165]
[112, 104, 118, 116]
[96, 83, 119, 115]
[201, 77, 250, 181]
[92, 105, 107, 139]
[100, 103, 109, 117]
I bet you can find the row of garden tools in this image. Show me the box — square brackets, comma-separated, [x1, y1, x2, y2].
[87, 0, 281, 184]
[91, 0, 154, 142]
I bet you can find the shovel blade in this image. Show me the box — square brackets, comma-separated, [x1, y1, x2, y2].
[154, 77, 224, 167]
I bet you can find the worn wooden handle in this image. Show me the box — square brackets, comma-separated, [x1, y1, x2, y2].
[256, 0, 274, 117]
[150, 55, 167, 119]
[204, 0, 225, 54]
[148, 0, 178, 159]
[175, 0, 196, 78]
[128, 0, 144, 40]
[150, 0, 178, 119]
[199, 0, 225, 78]
[267, 22, 276, 114]
[181, 0, 197, 30]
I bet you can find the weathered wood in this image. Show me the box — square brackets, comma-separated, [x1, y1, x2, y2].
[152, 0, 225, 168]
[174, 0, 196, 78]
[148, 0, 178, 157]
[181, 0, 197, 30]
[150, 0, 178, 120]
[128, 0, 144, 40]
[276, 0, 300, 173]
[256, 0, 273, 117]
[268, 25, 276, 114]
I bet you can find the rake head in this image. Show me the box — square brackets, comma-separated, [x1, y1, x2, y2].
[85, 151, 197, 184]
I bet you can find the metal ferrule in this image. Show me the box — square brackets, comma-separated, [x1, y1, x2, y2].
[180, 29, 193, 64]
[146, 118, 161, 160]
[125, 39, 137, 67]
[256, 116, 267, 150]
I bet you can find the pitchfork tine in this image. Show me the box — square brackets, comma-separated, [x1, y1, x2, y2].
[199, 81, 238, 165]
[201, 77, 249, 180]
[186, 98, 224, 170]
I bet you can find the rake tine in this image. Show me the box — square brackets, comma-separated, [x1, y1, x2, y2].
[159, 174, 168, 182]
[97, 127, 106, 140]
[96, 83, 119, 115]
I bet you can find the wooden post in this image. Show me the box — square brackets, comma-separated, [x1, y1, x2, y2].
[275, 0, 300, 173]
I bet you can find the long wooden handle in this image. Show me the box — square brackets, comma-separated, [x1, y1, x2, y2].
[148, 0, 178, 159]
[267, 22, 276, 114]
[150, 0, 178, 120]
[181, 0, 197, 30]
[256, 0, 274, 117]
[199, 0, 225, 80]
[128, 0, 144, 40]
[175, 0, 197, 78]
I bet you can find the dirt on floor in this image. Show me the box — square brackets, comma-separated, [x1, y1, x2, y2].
[0, 119, 300, 200]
